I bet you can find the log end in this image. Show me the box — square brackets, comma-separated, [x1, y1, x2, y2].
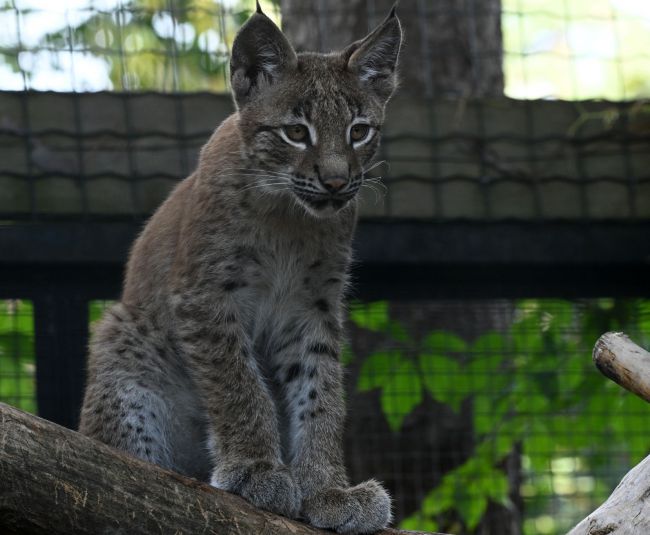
[592, 331, 650, 404]
[592, 332, 633, 382]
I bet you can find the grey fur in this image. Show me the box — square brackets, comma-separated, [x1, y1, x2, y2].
[79, 7, 402, 534]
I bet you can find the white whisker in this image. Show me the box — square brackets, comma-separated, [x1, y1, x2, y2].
[363, 160, 388, 174]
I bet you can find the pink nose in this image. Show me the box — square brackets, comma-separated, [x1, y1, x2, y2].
[321, 177, 347, 193]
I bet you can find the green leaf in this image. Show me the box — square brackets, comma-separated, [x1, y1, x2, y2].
[423, 331, 467, 353]
[459, 494, 488, 530]
[419, 352, 467, 412]
[466, 353, 508, 394]
[381, 359, 423, 432]
[0, 300, 34, 335]
[472, 331, 508, 353]
[485, 468, 511, 508]
[357, 351, 401, 392]
[419, 474, 457, 516]
[349, 301, 389, 331]
[514, 387, 550, 414]
[399, 514, 440, 532]
[358, 351, 423, 432]
[0, 332, 36, 413]
[522, 420, 558, 471]
[89, 300, 113, 324]
[348, 301, 410, 342]
[386, 321, 410, 343]
[421, 455, 508, 530]
[473, 393, 510, 435]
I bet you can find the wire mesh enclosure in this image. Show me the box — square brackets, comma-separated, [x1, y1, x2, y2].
[0, 300, 35, 413]
[2, 92, 649, 221]
[1, 1, 650, 222]
[0, 1, 649, 535]
[345, 299, 650, 534]
[2, 0, 649, 98]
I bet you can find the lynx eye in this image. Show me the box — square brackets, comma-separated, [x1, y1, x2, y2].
[283, 124, 309, 143]
[350, 123, 371, 144]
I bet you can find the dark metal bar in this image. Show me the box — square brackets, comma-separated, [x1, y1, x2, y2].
[33, 290, 89, 429]
[1, 220, 648, 299]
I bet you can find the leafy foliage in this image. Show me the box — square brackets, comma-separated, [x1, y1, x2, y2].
[0, 300, 36, 413]
[0, 0, 280, 91]
[350, 298, 650, 534]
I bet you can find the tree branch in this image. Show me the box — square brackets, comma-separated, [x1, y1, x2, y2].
[0, 402, 443, 535]
[593, 332, 650, 403]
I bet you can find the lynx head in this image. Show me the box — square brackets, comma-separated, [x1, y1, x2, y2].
[230, 2, 402, 217]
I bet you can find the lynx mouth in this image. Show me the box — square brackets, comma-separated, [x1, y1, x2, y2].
[292, 189, 357, 215]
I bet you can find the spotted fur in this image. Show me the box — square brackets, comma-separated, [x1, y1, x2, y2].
[79, 5, 401, 534]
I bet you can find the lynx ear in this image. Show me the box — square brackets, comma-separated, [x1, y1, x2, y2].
[346, 7, 402, 101]
[230, 5, 297, 108]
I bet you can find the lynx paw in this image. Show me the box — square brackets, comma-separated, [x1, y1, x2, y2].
[301, 479, 392, 534]
[211, 461, 302, 519]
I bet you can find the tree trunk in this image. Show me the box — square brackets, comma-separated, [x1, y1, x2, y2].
[567, 333, 650, 535]
[0, 402, 442, 535]
[280, 0, 504, 97]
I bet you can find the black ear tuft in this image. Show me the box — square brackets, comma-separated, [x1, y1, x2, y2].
[256, 0, 263, 14]
[230, 11, 297, 108]
[346, 8, 403, 101]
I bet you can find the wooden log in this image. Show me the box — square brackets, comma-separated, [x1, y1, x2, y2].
[0, 402, 441, 535]
[566, 333, 650, 535]
[593, 332, 650, 403]
[566, 452, 650, 535]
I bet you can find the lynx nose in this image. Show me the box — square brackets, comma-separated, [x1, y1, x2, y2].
[320, 176, 347, 193]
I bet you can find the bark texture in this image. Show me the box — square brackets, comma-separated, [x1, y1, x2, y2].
[280, 0, 504, 97]
[566, 454, 650, 535]
[0, 402, 442, 535]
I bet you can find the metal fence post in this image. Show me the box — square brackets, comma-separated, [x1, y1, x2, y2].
[33, 291, 88, 430]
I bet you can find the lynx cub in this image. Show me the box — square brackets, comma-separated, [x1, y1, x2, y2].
[79, 4, 401, 533]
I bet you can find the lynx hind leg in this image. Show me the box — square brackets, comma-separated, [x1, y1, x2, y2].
[79, 304, 173, 469]
[301, 479, 392, 535]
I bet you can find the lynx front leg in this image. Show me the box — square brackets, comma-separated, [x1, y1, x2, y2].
[175, 293, 301, 518]
[272, 314, 392, 534]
